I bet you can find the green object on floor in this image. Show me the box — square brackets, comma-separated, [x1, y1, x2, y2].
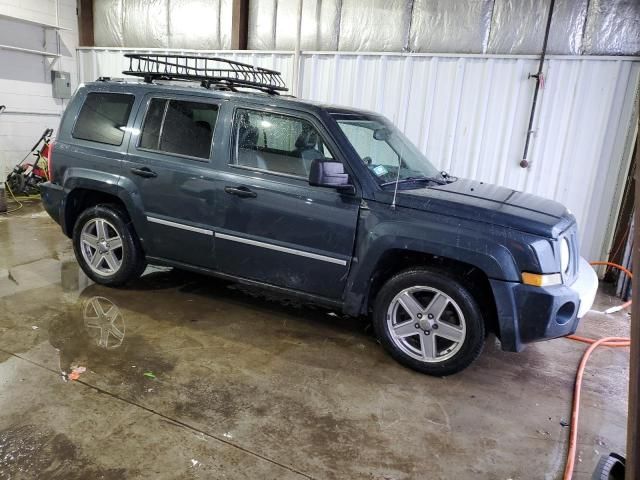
[144, 371, 156, 379]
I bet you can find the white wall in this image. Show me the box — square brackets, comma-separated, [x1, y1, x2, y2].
[0, 0, 78, 177]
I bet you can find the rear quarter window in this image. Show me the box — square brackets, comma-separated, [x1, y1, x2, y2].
[72, 92, 135, 146]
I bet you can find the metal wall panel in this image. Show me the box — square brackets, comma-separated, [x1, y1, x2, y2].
[0, 0, 78, 178]
[77, 48, 640, 262]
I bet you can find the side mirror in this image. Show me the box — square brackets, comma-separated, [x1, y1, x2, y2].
[373, 127, 390, 141]
[309, 159, 354, 194]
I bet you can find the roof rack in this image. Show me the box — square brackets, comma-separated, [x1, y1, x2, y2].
[122, 53, 288, 95]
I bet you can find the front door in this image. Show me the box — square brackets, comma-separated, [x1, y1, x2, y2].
[214, 106, 360, 299]
[124, 93, 222, 268]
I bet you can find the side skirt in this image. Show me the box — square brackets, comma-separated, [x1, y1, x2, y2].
[146, 256, 344, 310]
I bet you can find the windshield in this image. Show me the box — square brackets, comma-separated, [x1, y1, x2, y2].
[332, 112, 444, 187]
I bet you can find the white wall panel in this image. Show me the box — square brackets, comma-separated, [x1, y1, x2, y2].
[0, 0, 78, 178]
[77, 49, 639, 261]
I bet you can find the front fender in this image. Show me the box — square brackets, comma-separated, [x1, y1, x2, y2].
[343, 208, 527, 316]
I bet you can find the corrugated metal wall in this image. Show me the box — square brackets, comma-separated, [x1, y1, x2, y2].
[76, 48, 640, 261]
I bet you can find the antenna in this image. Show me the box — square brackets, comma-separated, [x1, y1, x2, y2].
[390, 132, 408, 209]
[390, 157, 401, 209]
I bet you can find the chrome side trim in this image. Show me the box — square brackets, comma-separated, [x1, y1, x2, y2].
[215, 232, 347, 266]
[146, 216, 213, 236]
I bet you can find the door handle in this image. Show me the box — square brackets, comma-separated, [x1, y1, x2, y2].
[224, 186, 257, 198]
[131, 166, 157, 178]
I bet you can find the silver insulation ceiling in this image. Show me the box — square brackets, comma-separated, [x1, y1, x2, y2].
[94, 0, 234, 49]
[94, 0, 640, 55]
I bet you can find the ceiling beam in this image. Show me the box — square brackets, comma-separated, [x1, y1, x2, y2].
[78, 0, 94, 47]
[231, 0, 249, 50]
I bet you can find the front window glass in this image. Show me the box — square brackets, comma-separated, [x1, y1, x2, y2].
[233, 109, 334, 178]
[331, 112, 445, 188]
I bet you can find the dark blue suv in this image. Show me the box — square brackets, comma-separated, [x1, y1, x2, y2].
[40, 55, 598, 375]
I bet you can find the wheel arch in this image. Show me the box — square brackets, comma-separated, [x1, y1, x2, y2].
[374, 250, 498, 336]
[63, 188, 127, 237]
[61, 170, 143, 239]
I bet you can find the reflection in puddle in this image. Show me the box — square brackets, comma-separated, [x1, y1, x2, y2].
[41, 257, 367, 389]
[83, 296, 125, 350]
[48, 263, 175, 388]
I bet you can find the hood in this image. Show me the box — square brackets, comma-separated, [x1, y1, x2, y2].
[394, 178, 574, 238]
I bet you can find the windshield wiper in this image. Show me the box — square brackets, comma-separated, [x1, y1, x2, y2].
[381, 175, 447, 187]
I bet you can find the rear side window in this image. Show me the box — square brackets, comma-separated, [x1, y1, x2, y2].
[72, 92, 134, 146]
[139, 98, 218, 160]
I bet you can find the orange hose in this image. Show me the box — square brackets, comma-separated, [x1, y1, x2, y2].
[562, 337, 630, 479]
[562, 261, 632, 480]
[589, 260, 633, 280]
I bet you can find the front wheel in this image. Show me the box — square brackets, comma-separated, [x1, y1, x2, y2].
[72, 204, 146, 286]
[373, 268, 485, 376]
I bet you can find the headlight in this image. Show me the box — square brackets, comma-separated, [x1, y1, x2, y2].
[560, 238, 570, 273]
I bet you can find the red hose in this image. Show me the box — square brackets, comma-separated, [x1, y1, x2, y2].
[562, 261, 632, 480]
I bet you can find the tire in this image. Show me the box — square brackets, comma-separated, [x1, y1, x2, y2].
[7, 172, 25, 195]
[72, 204, 146, 286]
[373, 268, 485, 376]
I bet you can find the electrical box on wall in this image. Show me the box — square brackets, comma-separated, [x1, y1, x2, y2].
[51, 71, 71, 99]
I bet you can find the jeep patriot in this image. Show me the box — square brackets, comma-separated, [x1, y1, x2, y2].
[40, 55, 598, 375]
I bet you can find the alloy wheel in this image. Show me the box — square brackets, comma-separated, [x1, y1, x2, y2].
[80, 218, 124, 277]
[386, 286, 467, 363]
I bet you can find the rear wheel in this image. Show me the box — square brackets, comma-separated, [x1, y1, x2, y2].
[373, 268, 485, 376]
[73, 204, 145, 286]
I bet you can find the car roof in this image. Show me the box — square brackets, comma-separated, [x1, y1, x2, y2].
[82, 79, 378, 117]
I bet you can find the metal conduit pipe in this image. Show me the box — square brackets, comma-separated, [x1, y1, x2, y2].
[520, 0, 556, 169]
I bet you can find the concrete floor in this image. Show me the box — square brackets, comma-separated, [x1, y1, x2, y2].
[0, 200, 631, 479]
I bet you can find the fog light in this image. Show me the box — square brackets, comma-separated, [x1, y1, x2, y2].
[556, 302, 575, 325]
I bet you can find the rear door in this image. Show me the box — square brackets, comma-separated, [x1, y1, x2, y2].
[124, 93, 222, 268]
[213, 105, 360, 300]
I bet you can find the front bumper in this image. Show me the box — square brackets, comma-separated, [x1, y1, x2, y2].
[490, 257, 598, 352]
[571, 258, 599, 318]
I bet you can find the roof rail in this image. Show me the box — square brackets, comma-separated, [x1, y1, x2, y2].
[122, 53, 288, 95]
